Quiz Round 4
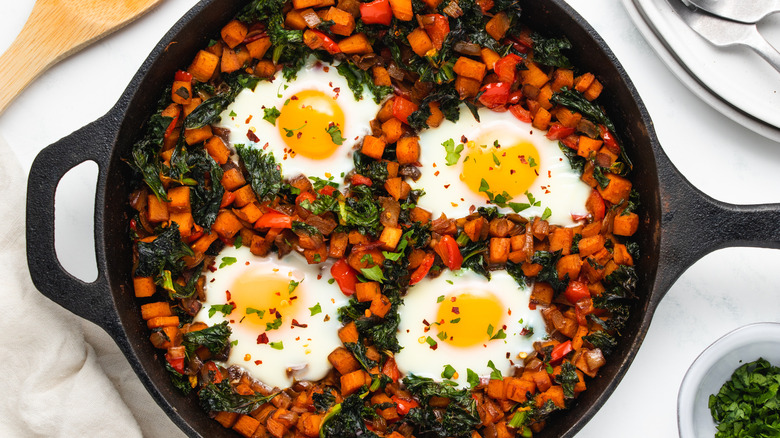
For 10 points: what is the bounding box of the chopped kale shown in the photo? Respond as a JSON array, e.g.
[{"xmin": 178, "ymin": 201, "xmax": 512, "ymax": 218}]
[
  {"xmin": 583, "ymin": 330, "xmax": 619, "ymax": 356},
  {"xmin": 353, "ymin": 151, "xmax": 389, "ymax": 183},
  {"xmin": 313, "ymin": 390, "xmax": 337, "ymax": 412},
  {"xmin": 531, "ymin": 33, "xmax": 573, "ymax": 68},
  {"xmin": 188, "ymin": 148, "xmax": 224, "ymax": 228},
  {"xmin": 551, "ymin": 88, "xmax": 615, "ymax": 132},
  {"xmin": 184, "ymin": 73, "xmax": 260, "ymax": 129},
  {"xmin": 592, "ymin": 165, "xmax": 611, "ymax": 189},
  {"xmin": 198, "ymin": 380, "xmax": 276, "ymax": 414},
  {"xmin": 402, "ymin": 375, "xmax": 480, "ymax": 438},
  {"xmin": 590, "ymin": 265, "xmax": 637, "ymax": 332},
  {"xmin": 336, "ymin": 62, "xmax": 393, "ymax": 104},
  {"xmin": 182, "ymin": 321, "xmax": 231, "ymax": 357},
  {"xmin": 531, "ymin": 250, "xmax": 567, "ymax": 293},
  {"xmin": 622, "ymin": 189, "xmax": 641, "ymax": 215},
  {"xmin": 344, "ymin": 342, "xmax": 378, "ymax": 371},
  {"xmin": 165, "ymin": 361, "xmax": 193, "ymax": 395},
  {"xmin": 320, "ymin": 394, "xmax": 381, "ymax": 438},
  {"xmin": 558, "ymin": 141, "xmax": 586, "ymax": 175},
  {"xmin": 555, "ymin": 362, "xmax": 579, "ymax": 399},
  {"xmin": 460, "ymin": 239, "xmax": 490, "ymax": 280},
  {"xmin": 339, "ymin": 185, "xmax": 381, "ymax": 237},
  {"xmin": 129, "ymin": 113, "xmax": 172, "ymax": 200},
  {"xmin": 626, "ymin": 241, "xmax": 640, "ymax": 261},
  {"xmin": 134, "ymin": 223, "xmax": 193, "ymax": 279},
  {"xmin": 236, "ymin": 144, "xmax": 283, "ymax": 202}
]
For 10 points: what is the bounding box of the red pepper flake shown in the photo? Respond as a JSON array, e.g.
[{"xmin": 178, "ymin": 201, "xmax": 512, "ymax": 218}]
[
  {"xmin": 254, "ymin": 360, "xmax": 263, "ymax": 365},
  {"xmin": 510, "ymin": 169, "xmax": 516, "ymax": 175},
  {"xmin": 333, "ymin": 87, "xmax": 340, "ymax": 93},
  {"xmin": 245, "ymin": 261, "xmax": 250, "ymax": 265},
  {"xmin": 520, "ymin": 327, "xmax": 530, "ymax": 336},
  {"xmin": 434, "ymin": 171, "xmax": 440, "ymax": 176},
  {"xmin": 534, "ymin": 170, "xmax": 539, "ymax": 176},
  {"xmin": 432, "ymin": 162, "xmax": 437, "ymax": 168},
  {"xmin": 451, "ymin": 297, "xmax": 457, "ymax": 302},
  {"xmin": 291, "ymin": 95, "xmax": 299, "ymax": 101},
  {"xmin": 323, "ymin": 66, "xmax": 329, "ymax": 72},
  {"xmin": 291, "ymin": 319, "xmax": 308, "ymax": 328},
  {"xmin": 269, "ymin": 307, "xmax": 276, "ymax": 314},
  {"xmin": 451, "ymin": 307, "xmax": 460, "ymax": 314},
  {"xmin": 461, "ymin": 135, "xmax": 468, "ymax": 143},
  {"xmin": 290, "ymin": 296, "xmax": 298, "ymax": 301},
  {"xmin": 247, "ymin": 129, "xmax": 260, "ymax": 143},
  {"xmin": 519, "ymin": 155, "xmax": 527, "ymax": 164},
  {"xmin": 422, "ymin": 319, "xmax": 430, "ymax": 326},
  {"xmin": 208, "ymin": 265, "xmax": 217, "ymax": 273},
  {"xmin": 226, "ymin": 290, "xmax": 232, "ymax": 300},
  {"xmin": 263, "ymin": 142, "xmax": 269, "ymax": 150},
  {"xmin": 430, "ymin": 343, "xmax": 438, "ymax": 351},
  {"xmin": 245, "ymin": 115, "xmax": 253, "ymax": 124},
  {"xmin": 444, "ymin": 184, "xmax": 451, "ymax": 189},
  {"xmin": 506, "ymin": 352, "xmax": 511, "ymax": 359},
  {"xmin": 548, "ymin": 170, "xmax": 552, "ymax": 178},
  {"xmin": 257, "ymin": 333, "xmax": 269, "ymax": 344},
  {"xmin": 317, "ymin": 274, "xmax": 322, "ymax": 280},
  {"xmin": 324, "ymin": 315, "xmax": 331, "ymax": 322}
]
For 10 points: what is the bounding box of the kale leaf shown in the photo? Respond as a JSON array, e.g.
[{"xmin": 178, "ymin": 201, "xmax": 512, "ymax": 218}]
[
  {"xmin": 185, "ymin": 73, "xmax": 260, "ymax": 129},
  {"xmin": 558, "ymin": 142, "xmax": 586, "ymax": 175},
  {"xmin": 165, "ymin": 361, "xmax": 193, "ymax": 395},
  {"xmin": 336, "ymin": 62, "xmax": 393, "ymax": 104},
  {"xmin": 402, "ymin": 375, "xmax": 480, "ymax": 438},
  {"xmin": 551, "ymin": 88, "xmax": 615, "ymax": 132},
  {"xmin": 129, "ymin": 113, "xmax": 172, "ymax": 200},
  {"xmin": 134, "ymin": 223, "xmax": 193, "ymax": 279},
  {"xmin": 531, "ymin": 33, "xmax": 573, "ymax": 68},
  {"xmin": 582, "ymin": 330, "xmax": 618, "ymax": 356},
  {"xmin": 555, "ymin": 362, "xmax": 580, "ymax": 399},
  {"xmin": 236, "ymin": 144, "xmax": 283, "ymax": 202},
  {"xmin": 182, "ymin": 321, "xmax": 232, "ymax": 357},
  {"xmin": 189, "ymin": 148, "xmax": 224, "ymax": 228},
  {"xmin": 353, "ymin": 151, "xmax": 389, "ymax": 184},
  {"xmin": 460, "ymin": 239, "xmax": 490, "ymax": 280},
  {"xmin": 320, "ymin": 394, "xmax": 381, "ymax": 438},
  {"xmin": 198, "ymin": 380, "xmax": 276, "ymax": 414},
  {"xmin": 531, "ymin": 250, "xmax": 567, "ymax": 293},
  {"xmin": 589, "ymin": 265, "xmax": 637, "ymax": 332},
  {"xmin": 339, "ymin": 185, "xmax": 381, "ymax": 237}
]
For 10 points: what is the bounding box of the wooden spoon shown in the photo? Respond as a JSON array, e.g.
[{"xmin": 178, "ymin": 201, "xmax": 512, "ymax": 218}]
[{"xmin": 0, "ymin": 0, "xmax": 164, "ymax": 115}]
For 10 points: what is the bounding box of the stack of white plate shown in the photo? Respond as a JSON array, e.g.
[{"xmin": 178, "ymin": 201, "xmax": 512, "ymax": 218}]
[{"xmin": 621, "ymin": 0, "xmax": 780, "ymax": 142}]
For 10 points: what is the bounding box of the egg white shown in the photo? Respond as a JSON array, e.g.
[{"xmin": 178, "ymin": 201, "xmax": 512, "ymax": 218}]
[
  {"xmin": 394, "ymin": 269, "xmax": 547, "ymax": 388},
  {"xmin": 216, "ymin": 57, "xmax": 381, "ymax": 182},
  {"xmin": 195, "ymin": 246, "xmax": 349, "ymax": 389},
  {"xmin": 411, "ymin": 105, "xmax": 590, "ymax": 226}
]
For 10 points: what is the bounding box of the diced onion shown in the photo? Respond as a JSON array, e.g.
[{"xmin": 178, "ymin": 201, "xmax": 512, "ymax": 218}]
[
  {"xmin": 454, "ymin": 41, "xmax": 481, "ymax": 56},
  {"xmin": 443, "ymin": 0, "xmax": 463, "ymax": 18},
  {"xmin": 585, "ymin": 348, "xmax": 606, "ymax": 371}
]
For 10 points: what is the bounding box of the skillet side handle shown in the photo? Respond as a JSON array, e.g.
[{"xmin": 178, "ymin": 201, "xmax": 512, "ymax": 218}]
[
  {"xmin": 26, "ymin": 115, "xmax": 118, "ymax": 332},
  {"xmin": 654, "ymin": 162, "xmax": 780, "ymax": 294}
]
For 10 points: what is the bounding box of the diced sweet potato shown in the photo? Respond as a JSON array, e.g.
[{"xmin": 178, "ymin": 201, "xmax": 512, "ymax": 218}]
[
  {"xmin": 340, "ymin": 370, "xmax": 370, "ymax": 396},
  {"xmin": 389, "ymin": 0, "xmax": 413, "ymax": 20},
  {"xmin": 396, "ymin": 136, "xmax": 420, "ymax": 165},
  {"xmin": 213, "ymin": 211, "xmax": 244, "ymax": 240},
  {"xmin": 379, "ymin": 226, "xmax": 403, "ymax": 250},
  {"xmin": 221, "ymin": 20, "xmax": 248, "ymax": 49},
  {"xmin": 325, "ymin": 7, "xmax": 356, "ymax": 36},
  {"xmin": 338, "ymin": 322, "xmax": 359, "ymax": 344},
  {"xmin": 361, "ymin": 135, "xmax": 386, "ymax": 159},
  {"xmin": 221, "ymin": 168, "xmax": 247, "ymax": 191},
  {"xmin": 141, "ymin": 302, "xmax": 172, "ymax": 320},
  {"xmin": 147, "ymin": 194, "xmax": 169, "ymax": 223},
  {"xmin": 328, "ymin": 347, "xmax": 361, "ymax": 374},
  {"xmin": 246, "ymin": 37, "xmax": 272, "ymax": 59},
  {"xmin": 577, "ymin": 234, "xmax": 605, "ymax": 258},
  {"xmin": 188, "ymin": 50, "xmax": 219, "ymax": 82},
  {"xmin": 454, "ymin": 57, "xmax": 487, "ymax": 81},
  {"xmin": 338, "ymin": 33, "xmax": 373, "ymax": 54},
  {"xmin": 407, "ymin": 28, "xmax": 434, "ymax": 57},
  {"xmin": 369, "ymin": 294, "xmax": 392, "ymax": 318},
  {"xmin": 184, "ymin": 125, "xmax": 213, "ymax": 145},
  {"xmin": 133, "ymin": 276, "xmax": 156, "ymax": 298},
  {"xmin": 488, "ymin": 237, "xmax": 510, "ymax": 264},
  {"xmin": 577, "ymin": 136, "xmax": 603, "ymax": 159},
  {"xmin": 485, "ymin": 12, "xmax": 510, "ymax": 40},
  {"xmin": 613, "ymin": 212, "xmax": 639, "ymax": 236}
]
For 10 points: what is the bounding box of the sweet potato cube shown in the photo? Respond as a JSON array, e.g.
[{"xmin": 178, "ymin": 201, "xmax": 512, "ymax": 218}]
[
  {"xmin": 356, "ymin": 281, "xmax": 381, "ymax": 302},
  {"xmin": 171, "ymin": 80, "xmax": 192, "ymax": 105},
  {"xmin": 537, "ymin": 386, "xmax": 565, "ymax": 408},
  {"xmin": 556, "ymin": 254, "xmax": 583, "ymax": 281},
  {"xmin": 146, "ymin": 316, "xmax": 179, "ymax": 329},
  {"xmin": 340, "ymin": 370, "xmax": 370, "ymax": 396},
  {"xmin": 325, "ymin": 7, "xmax": 356, "ymax": 36},
  {"xmin": 338, "ymin": 33, "xmax": 373, "ymax": 54},
  {"xmin": 453, "ymin": 56, "xmax": 487, "ymax": 81},
  {"xmin": 245, "ymin": 37, "xmax": 272, "ymax": 60},
  {"xmin": 485, "ymin": 12, "xmax": 510, "ymax": 40},
  {"xmin": 613, "ymin": 212, "xmax": 639, "ymax": 236},
  {"xmin": 487, "ymin": 378, "xmax": 506, "ymax": 400},
  {"xmin": 389, "ymin": 0, "xmax": 414, "ymax": 20},
  {"xmin": 381, "ymin": 118, "xmax": 404, "ymax": 144},
  {"xmin": 379, "ymin": 226, "xmax": 403, "ymax": 250},
  {"xmin": 328, "ymin": 232, "xmax": 349, "ymax": 259},
  {"xmin": 598, "ymin": 173, "xmax": 632, "ymax": 204},
  {"xmin": 338, "ymin": 322, "xmax": 359, "ymax": 344},
  {"xmin": 232, "ymin": 185, "xmax": 257, "ymax": 208},
  {"xmin": 141, "ymin": 302, "xmax": 172, "ymax": 320},
  {"xmin": 521, "ymin": 61, "xmax": 550, "ymax": 88},
  {"xmin": 578, "ymin": 234, "xmax": 605, "ymax": 258},
  {"xmin": 133, "ymin": 276, "xmax": 156, "ymax": 298},
  {"xmin": 184, "ymin": 125, "xmax": 213, "ymax": 145},
  {"xmin": 213, "ymin": 211, "xmax": 244, "ymax": 240},
  {"xmin": 548, "ymin": 227, "xmax": 573, "ymax": 255},
  {"xmin": 407, "ymin": 28, "xmax": 434, "ymax": 57},
  {"xmin": 480, "ymin": 47, "xmax": 501, "ymax": 70},
  {"xmin": 303, "ymin": 245, "xmax": 328, "ymax": 264},
  {"xmin": 187, "ymin": 50, "xmax": 219, "ymax": 82},
  {"xmin": 613, "ymin": 243, "xmax": 634, "ymax": 266},
  {"xmin": 235, "ymin": 203, "xmax": 263, "ymax": 224},
  {"xmin": 221, "ymin": 168, "xmax": 247, "ymax": 191},
  {"xmin": 298, "ymin": 413, "xmax": 322, "ymax": 437},
  {"xmin": 396, "ymin": 136, "xmax": 420, "ymax": 165},
  {"xmin": 410, "ymin": 206, "xmax": 432, "ymax": 223},
  {"xmin": 577, "ymin": 136, "xmax": 603, "ymax": 159},
  {"xmin": 488, "ymin": 237, "xmax": 510, "ymax": 264},
  {"xmin": 328, "ymin": 347, "xmax": 361, "ymax": 374},
  {"xmin": 384, "ymin": 177, "xmax": 410, "ymax": 201},
  {"xmin": 221, "ymin": 20, "xmax": 248, "ymax": 49},
  {"xmin": 369, "ymin": 294, "xmax": 392, "ymax": 318},
  {"xmin": 361, "ymin": 135, "xmax": 386, "ymax": 159},
  {"xmin": 455, "ymin": 75, "xmax": 481, "ymax": 99},
  {"xmin": 147, "ymin": 194, "xmax": 169, "ymax": 223},
  {"xmin": 574, "ymin": 72, "xmax": 595, "ymax": 92},
  {"xmin": 426, "ymin": 101, "xmax": 445, "ymax": 128},
  {"xmin": 551, "ymin": 68, "xmax": 574, "ymax": 92},
  {"xmin": 532, "ymin": 107, "xmax": 552, "ymax": 131},
  {"xmin": 584, "ymin": 79, "xmax": 603, "ymax": 101},
  {"xmin": 221, "ymin": 48, "xmax": 242, "ymax": 73},
  {"xmin": 214, "ymin": 411, "xmax": 239, "ymax": 428},
  {"xmin": 169, "ymin": 211, "xmax": 194, "ymax": 237},
  {"xmin": 167, "ymin": 186, "xmax": 191, "ymax": 212},
  {"xmin": 232, "ymin": 414, "xmax": 260, "ymax": 437},
  {"xmin": 531, "ymin": 370, "xmax": 552, "ymax": 392},
  {"xmin": 506, "ymin": 378, "xmax": 536, "ymax": 403},
  {"xmin": 531, "ymin": 282, "xmax": 554, "ymax": 306}
]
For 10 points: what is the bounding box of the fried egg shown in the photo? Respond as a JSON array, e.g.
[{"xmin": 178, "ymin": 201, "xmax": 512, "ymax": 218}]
[
  {"xmin": 411, "ymin": 106, "xmax": 590, "ymax": 226},
  {"xmin": 395, "ymin": 268, "xmax": 547, "ymax": 388},
  {"xmin": 195, "ymin": 246, "xmax": 349, "ymax": 389},
  {"xmin": 217, "ymin": 58, "xmax": 381, "ymax": 181}
]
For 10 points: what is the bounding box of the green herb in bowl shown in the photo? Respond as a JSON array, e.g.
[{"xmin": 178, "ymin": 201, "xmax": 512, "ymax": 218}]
[{"xmin": 708, "ymin": 357, "xmax": 780, "ymax": 437}]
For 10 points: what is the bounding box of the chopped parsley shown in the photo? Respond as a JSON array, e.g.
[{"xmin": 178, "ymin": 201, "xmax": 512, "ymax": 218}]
[
  {"xmin": 269, "ymin": 341, "xmax": 284, "ymax": 350},
  {"xmin": 208, "ymin": 304, "xmax": 235, "ymax": 318},
  {"xmin": 246, "ymin": 307, "xmax": 265, "ymax": 318},
  {"xmin": 309, "ymin": 303, "xmax": 322, "ymax": 316},
  {"xmin": 219, "ymin": 256, "xmax": 237, "ymax": 268},
  {"xmin": 265, "ymin": 317, "xmax": 283, "ymax": 331},
  {"xmin": 288, "ymin": 279, "xmax": 300, "ymax": 294},
  {"xmin": 263, "ymin": 106, "xmax": 281, "ymax": 125},
  {"xmin": 487, "ymin": 360, "xmax": 502, "ymax": 380},
  {"xmin": 326, "ymin": 124, "xmax": 346, "ymax": 145},
  {"xmin": 442, "ymin": 364, "xmax": 457, "ymax": 379},
  {"xmin": 361, "ymin": 265, "xmax": 385, "ymax": 283},
  {"xmin": 283, "ymin": 123, "xmax": 306, "ymax": 137},
  {"xmin": 443, "ymin": 138, "xmax": 464, "ymax": 166}
]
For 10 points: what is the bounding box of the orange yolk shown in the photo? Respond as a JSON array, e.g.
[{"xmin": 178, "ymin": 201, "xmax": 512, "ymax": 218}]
[
  {"xmin": 228, "ymin": 271, "xmax": 303, "ymax": 332},
  {"xmin": 276, "ymin": 89, "xmax": 345, "ymax": 160},
  {"xmin": 434, "ymin": 292, "xmax": 504, "ymax": 348},
  {"xmin": 460, "ymin": 129, "xmax": 540, "ymax": 200}
]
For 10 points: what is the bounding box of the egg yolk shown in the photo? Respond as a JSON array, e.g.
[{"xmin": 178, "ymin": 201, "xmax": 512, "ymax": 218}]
[
  {"xmin": 460, "ymin": 129, "xmax": 540, "ymax": 200},
  {"xmin": 228, "ymin": 271, "xmax": 303, "ymax": 332},
  {"xmin": 277, "ymin": 89, "xmax": 345, "ymax": 160},
  {"xmin": 434, "ymin": 291, "xmax": 505, "ymax": 348}
]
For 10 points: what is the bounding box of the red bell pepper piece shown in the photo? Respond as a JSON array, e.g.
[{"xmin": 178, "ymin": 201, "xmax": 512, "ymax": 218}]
[
  {"xmin": 164, "ymin": 111, "xmax": 180, "ymax": 139},
  {"xmin": 391, "ymin": 395, "xmax": 420, "ymax": 415},
  {"xmin": 392, "ymin": 96, "xmax": 419, "ymax": 125},
  {"xmin": 493, "ymin": 54, "xmax": 523, "ymax": 83},
  {"xmin": 478, "ymin": 82, "xmax": 512, "ymax": 109},
  {"xmin": 304, "ymin": 29, "xmax": 341, "ymax": 54},
  {"xmin": 295, "ymin": 191, "xmax": 316, "ymax": 205},
  {"xmin": 331, "ymin": 259, "xmax": 358, "ymax": 296},
  {"xmin": 174, "ymin": 70, "xmax": 193, "ymax": 82},
  {"xmin": 410, "ymin": 253, "xmax": 435, "ymax": 285},
  {"xmin": 204, "ymin": 361, "xmax": 223, "ymax": 383},
  {"xmin": 422, "ymin": 14, "xmax": 450, "ymax": 50},
  {"xmin": 508, "ymin": 90, "xmax": 523, "ymax": 105},
  {"xmin": 351, "ymin": 174, "xmax": 373, "ymax": 187},
  {"xmin": 509, "ymin": 104, "xmax": 531, "ymax": 123},
  {"xmin": 382, "ymin": 356, "xmax": 401, "ymax": 382},
  {"xmin": 546, "ymin": 123, "xmax": 576, "ymax": 141},
  {"xmin": 165, "ymin": 353, "xmax": 185, "ymax": 374},
  {"xmin": 255, "ymin": 212, "xmax": 293, "ymax": 229},
  {"xmin": 599, "ymin": 125, "xmax": 621, "ymax": 154},
  {"xmin": 318, "ymin": 184, "xmax": 336, "ymax": 197},
  {"xmin": 360, "ymin": 0, "xmax": 393, "ymax": 26},
  {"xmin": 585, "ymin": 189, "xmax": 605, "ymax": 221},
  {"xmin": 564, "ymin": 280, "xmax": 591, "ymax": 304},
  {"xmin": 435, "ymin": 235, "xmax": 463, "ymax": 271},
  {"xmin": 550, "ymin": 340, "xmax": 573, "ymax": 365}
]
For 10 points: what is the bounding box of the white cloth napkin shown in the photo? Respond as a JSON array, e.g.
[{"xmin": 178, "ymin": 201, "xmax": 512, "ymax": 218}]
[{"xmin": 0, "ymin": 135, "xmax": 185, "ymax": 438}]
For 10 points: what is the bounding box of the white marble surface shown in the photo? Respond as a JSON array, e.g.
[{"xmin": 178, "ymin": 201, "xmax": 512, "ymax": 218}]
[{"xmin": 1, "ymin": 0, "xmax": 779, "ymax": 436}]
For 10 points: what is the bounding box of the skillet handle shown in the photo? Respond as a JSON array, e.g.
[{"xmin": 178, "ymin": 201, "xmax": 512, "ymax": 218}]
[
  {"xmin": 653, "ymin": 160, "xmax": 780, "ymax": 294},
  {"xmin": 26, "ymin": 114, "xmax": 119, "ymax": 333}
]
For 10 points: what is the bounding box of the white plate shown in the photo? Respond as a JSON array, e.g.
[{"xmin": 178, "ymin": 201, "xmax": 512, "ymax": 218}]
[
  {"xmin": 677, "ymin": 323, "xmax": 780, "ymax": 438},
  {"xmin": 622, "ymin": 0, "xmax": 780, "ymax": 142}
]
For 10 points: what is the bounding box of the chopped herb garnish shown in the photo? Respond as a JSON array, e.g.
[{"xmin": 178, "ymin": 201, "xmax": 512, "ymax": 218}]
[
  {"xmin": 269, "ymin": 341, "xmax": 284, "ymax": 350},
  {"xmin": 209, "ymin": 304, "xmax": 235, "ymax": 318},
  {"xmin": 487, "ymin": 360, "xmax": 502, "ymax": 380},
  {"xmin": 229, "ymin": 110, "xmax": 237, "ymax": 117},
  {"xmin": 326, "ymin": 124, "xmax": 346, "ymax": 145},
  {"xmin": 443, "ymin": 138, "xmax": 464, "ymax": 166},
  {"xmin": 467, "ymin": 368, "xmax": 480, "ymax": 388},
  {"xmin": 263, "ymin": 106, "xmax": 281, "ymax": 125},
  {"xmin": 309, "ymin": 303, "xmax": 322, "ymax": 316},
  {"xmin": 437, "ymin": 295, "xmax": 445, "ymax": 303},
  {"xmin": 246, "ymin": 307, "xmax": 266, "ymax": 318},
  {"xmin": 542, "ymin": 207, "xmax": 552, "ymax": 221},
  {"xmin": 425, "ymin": 336, "xmax": 438, "ymax": 348},
  {"xmin": 219, "ymin": 256, "xmax": 237, "ymax": 268},
  {"xmin": 361, "ymin": 265, "xmax": 385, "ymax": 283},
  {"xmin": 288, "ymin": 280, "xmax": 300, "ymax": 294},
  {"xmin": 265, "ymin": 317, "xmax": 283, "ymax": 331},
  {"xmin": 442, "ymin": 364, "xmax": 457, "ymax": 379},
  {"xmin": 283, "ymin": 123, "xmax": 306, "ymax": 137}
]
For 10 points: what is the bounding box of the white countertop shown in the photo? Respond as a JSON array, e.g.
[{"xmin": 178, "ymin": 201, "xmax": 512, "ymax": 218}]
[{"xmin": 1, "ymin": 0, "xmax": 779, "ymax": 437}]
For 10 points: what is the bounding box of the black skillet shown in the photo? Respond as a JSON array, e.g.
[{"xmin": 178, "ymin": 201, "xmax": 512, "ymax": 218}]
[{"xmin": 25, "ymin": 0, "xmax": 780, "ymax": 436}]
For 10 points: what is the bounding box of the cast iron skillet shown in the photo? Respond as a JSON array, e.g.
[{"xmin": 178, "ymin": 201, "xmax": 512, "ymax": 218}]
[{"xmin": 25, "ymin": 0, "xmax": 780, "ymax": 436}]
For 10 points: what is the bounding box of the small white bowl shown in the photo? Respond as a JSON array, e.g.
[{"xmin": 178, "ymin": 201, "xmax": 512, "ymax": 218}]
[{"xmin": 677, "ymin": 322, "xmax": 780, "ymax": 438}]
